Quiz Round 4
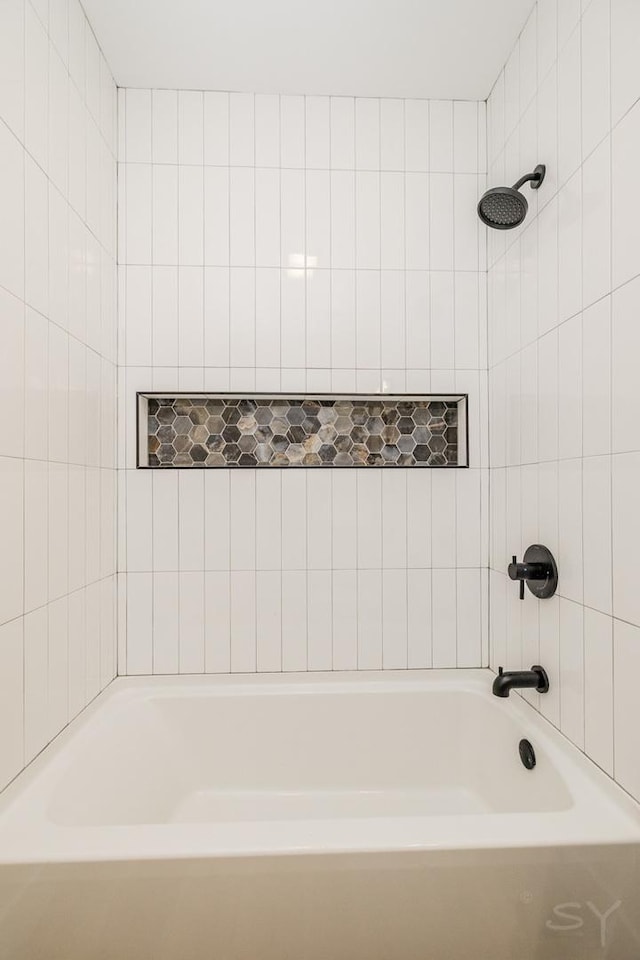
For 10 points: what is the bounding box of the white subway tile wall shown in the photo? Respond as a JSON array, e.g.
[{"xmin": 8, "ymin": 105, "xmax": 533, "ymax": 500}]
[
  {"xmin": 487, "ymin": 0, "xmax": 640, "ymax": 801},
  {"xmin": 0, "ymin": 0, "xmax": 118, "ymax": 790},
  {"xmin": 119, "ymin": 91, "xmax": 489, "ymax": 675}
]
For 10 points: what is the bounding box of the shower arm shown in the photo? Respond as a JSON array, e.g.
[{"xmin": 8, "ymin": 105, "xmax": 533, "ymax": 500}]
[{"xmin": 511, "ymin": 165, "xmax": 546, "ymax": 192}]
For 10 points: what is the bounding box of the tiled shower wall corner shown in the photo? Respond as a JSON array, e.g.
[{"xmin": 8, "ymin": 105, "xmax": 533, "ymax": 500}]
[
  {"xmin": 0, "ymin": 0, "xmax": 118, "ymax": 791},
  {"xmin": 487, "ymin": 0, "xmax": 640, "ymax": 803},
  {"xmin": 118, "ymin": 91, "xmax": 489, "ymax": 674}
]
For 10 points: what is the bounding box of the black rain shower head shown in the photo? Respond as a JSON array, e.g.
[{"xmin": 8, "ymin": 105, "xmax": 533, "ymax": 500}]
[{"xmin": 477, "ymin": 164, "xmax": 546, "ymax": 230}]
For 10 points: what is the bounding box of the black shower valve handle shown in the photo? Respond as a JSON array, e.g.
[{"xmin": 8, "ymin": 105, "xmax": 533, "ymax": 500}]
[
  {"xmin": 510, "ymin": 556, "xmax": 525, "ymax": 600},
  {"xmin": 508, "ymin": 545, "xmax": 559, "ymax": 601}
]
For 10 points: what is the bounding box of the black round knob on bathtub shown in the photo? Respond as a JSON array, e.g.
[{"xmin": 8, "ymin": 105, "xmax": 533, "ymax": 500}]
[{"xmin": 519, "ymin": 739, "xmax": 536, "ymax": 770}]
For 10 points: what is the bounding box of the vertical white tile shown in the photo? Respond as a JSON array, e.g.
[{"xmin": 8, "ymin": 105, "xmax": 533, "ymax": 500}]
[
  {"xmin": 356, "ymin": 271, "xmax": 381, "ymax": 370},
  {"xmin": 306, "ymin": 268, "xmax": 331, "ymax": 369},
  {"xmin": 0, "ymin": 119, "xmax": 25, "ymax": 300},
  {"xmin": 256, "ymin": 471, "xmax": 282, "ymax": 570},
  {"xmin": 612, "ymin": 452, "xmax": 640, "ymax": 627},
  {"xmin": 457, "ymin": 569, "xmax": 481, "ymax": 667},
  {"xmin": 431, "ymin": 569, "xmax": 456, "ymax": 667},
  {"xmin": 24, "ymin": 607, "xmax": 48, "ymax": 763},
  {"xmin": 583, "ymin": 456, "xmax": 612, "ymax": 615},
  {"xmin": 0, "ymin": 457, "xmax": 23, "ymax": 625},
  {"xmin": 204, "ymin": 571, "xmax": 230, "ymax": 672},
  {"xmin": 280, "ymin": 270, "xmax": 304, "ymax": 368},
  {"xmin": 407, "ymin": 471, "xmax": 431, "ymax": 568},
  {"xmin": 539, "ymin": 596, "xmax": 561, "ymax": 727},
  {"xmin": 47, "ymin": 597, "xmax": 68, "ymax": 739},
  {"xmin": 124, "ymin": 89, "xmax": 152, "ymax": 163},
  {"xmin": 380, "ymin": 172, "xmax": 405, "ymax": 269},
  {"xmin": 559, "ymin": 598, "xmax": 585, "ymax": 749},
  {"xmin": 332, "ymin": 471, "xmax": 357, "ymax": 569},
  {"xmin": 558, "ymin": 312, "xmax": 582, "ymax": 459},
  {"xmin": 178, "ymin": 90, "xmax": 203, "ymax": 165},
  {"xmin": 282, "ymin": 570, "xmax": 307, "ymax": 671},
  {"xmin": 382, "ymin": 569, "xmax": 407, "ymax": 668},
  {"xmin": 305, "ymin": 96, "xmax": 330, "ymax": 168},
  {"xmin": 380, "ymin": 270, "xmax": 405, "ymax": 369},
  {"xmin": 355, "ymin": 98, "xmax": 380, "ymax": 170},
  {"xmin": 330, "ymin": 97, "xmax": 355, "ymax": 169},
  {"xmin": 538, "ymin": 0, "xmax": 558, "ymax": 82},
  {"xmin": 307, "ymin": 471, "xmax": 332, "ymax": 569},
  {"xmin": 307, "ymin": 570, "xmax": 332, "ymax": 670},
  {"xmin": 380, "ymin": 99, "xmax": 404, "ymax": 170},
  {"xmin": 582, "ymin": 297, "xmax": 611, "ymax": 457},
  {"xmin": 178, "ymin": 166, "xmax": 204, "ymax": 265},
  {"xmin": 126, "ymin": 572, "xmax": 153, "ymax": 675},
  {"xmin": 611, "ymin": 0, "xmax": 640, "ymax": 125},
  {"xmin": 354, "ymin": 569, "xmax": 382, "ymax": 669},
  {"xmin": 179, "ymin": 571, "xmax": 205, "ymax": 673},
  {"xmin": 152, "ymin": 89, "xmax": 178, "ymax": 163},
  {"xmin": 431, "ymin": 470, "xmax": 456, "ymax": 567},
  {"xmin": 203, "ymin": 471, "xmax": 230, "ymax": 571},
  {"xmin": 612, "ymin": 275, "xmax": 640, "ymax": 453},
  {"xmin": 282, "ymin": 471, "xmax": 306, "ymax": 570},
  {"xmin": 454, "ymin": 101, "xmax": 478, "ymax": 173},
  {"xmin": 204, "ymin": 92, "xmax": 229, "ymax": 165},
  {"xmin": 254, "ymin": 94, "xmax": 279, "ymax": 167},
  {"xmin": 429, "ymin": 174, "xmax": 454, "ymax": 271},
  {"xmin": 404, "ymin": 100, "xmax": 429, "ymax": 172},
  {"xmin": 331, "ymin": 269, "xmax": 356, "ymax": 370},
  {"xmin": 230, "ymin": 471, "xmax": 256, "ymax": 570},
  {"xmin": 153, "ymin": 571, "xmax": 179, "ymax": 674},
  {"xmin": 280, "ymin": 95, "xmax": 305, "ymax": 167},
  {"xmin": 306, "ymin": 170, "xmax": 331, "ymax": 268},
  {"xmin": 178, "ymin": 471, "xmax": 205, "ymax": 571},
  {"xmin": 537, "ymin": 330, "xmax": 559, "ymax": 463},
  {"xmin": 230, "ymin": 167, "xmax": 255, "ymax": 266},
  {"xmin": 582, "ymin": 138, "xmax": 611, "ymax": 310},
  {"xmin": 281, "ymin": 168, "xmax": 305, "ymax": 267},
  {"xmin": 25, "ymin": 158, "xmax": 49, "ymax": 317},
  {"xmin": 229, "ymin": 266, "xmax": 255, "ymax": 367},
  {"xmin": 0, "ymin": 0, "xmax": 25, "ymax": 139},
  {"xmin": 405, "ymin": 173, "xmax": 429, "ymax": 271},
  {"xmin": 229, "ymin": 92, "xmax": 254, "ymax": 166},
  {"xmin": 581, "ymin": 0, "xmax": 611, "ymax": 159},
  {"xmin": 0, "ymin": 619, "xmax": 24, "ymax": 789},
  {"xmin": 357, "ymin": 471, "xmax": 382, "ymax": 569},
  {"xmin": 558, "ymin": 29, "xmax": 582, "ymax": 185},
  {"xmin": 429, "ymin": 101, "xmax": 454, "ymax": 171},
  {"xmin": 153, "ymin": 471, "xmax": 179, "ymax": 571},
  {"xmin": 152, "ymin": 165, "xmax": 178, "ymax": 265},
  {"xmin": 230, "ymin": 571, "xmax": 256, "ymax": 672},
  {"xmin": 584, "ymin": 607, "xmax": 613, "ymax": 774},
  {"xmin": 408, "ymin": 568, "xmax": 432, "ymax": 668},
  {"xmin": 558, "ymin": 458, "xmax": 583, "ymax": 603},
  {"xmin": 330, "ymin": 171, "xmax": 355, "ymax": 268},
  {"xmin": 255, "ymin": 571, "xmax": 281, "ymax": 672},
  {"xmin": 255, "ymin": 169, "xmax": 280, "ymax": 267},
  {"xmin": 24, "ymin": 460, "xmax": 48, "ymax": 614},
  {"xmin": 24, "ymin": 3, "xmax": 49, "ymax": 171},
  {"xmin": 381, "ymin": 471, "xmax": 407, "ymax": 568},
  {"xmin": 332, "ymin": 570, "xmax": 357, "ymax": 670},
  {"xmin": 614, "ymin": 619, "xmax": 640, "ymax": 801},
  {"xmin": 67, "ymin": 588, "xmax": 86, "ymax": 719}
]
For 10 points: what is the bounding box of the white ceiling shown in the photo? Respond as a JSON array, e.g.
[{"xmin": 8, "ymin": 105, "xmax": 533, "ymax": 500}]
[{"xmin": 82, "ymin": 0, "xmax": 535, "ymax": 101}]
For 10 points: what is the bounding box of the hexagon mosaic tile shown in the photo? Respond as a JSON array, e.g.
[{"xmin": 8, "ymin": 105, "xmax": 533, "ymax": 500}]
[{"xmin": 143, "ymin": 396, "xmax": 462, "ymax": 468}]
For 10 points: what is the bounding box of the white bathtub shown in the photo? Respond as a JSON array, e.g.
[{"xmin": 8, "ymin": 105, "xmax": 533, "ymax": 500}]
[{"xmin": 0, "ymin": 670, "xmax": 639, "ymax": 959}]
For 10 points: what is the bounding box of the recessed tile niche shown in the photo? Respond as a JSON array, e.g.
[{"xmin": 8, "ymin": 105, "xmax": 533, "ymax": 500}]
[{"xmin": 137, "ymin": 394, "xmax": 468, "ymax": 469}]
